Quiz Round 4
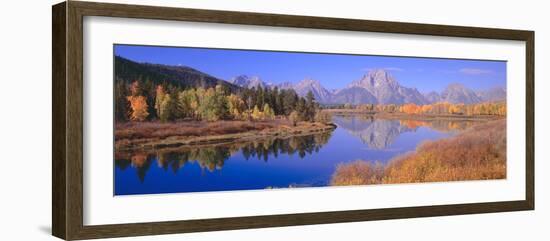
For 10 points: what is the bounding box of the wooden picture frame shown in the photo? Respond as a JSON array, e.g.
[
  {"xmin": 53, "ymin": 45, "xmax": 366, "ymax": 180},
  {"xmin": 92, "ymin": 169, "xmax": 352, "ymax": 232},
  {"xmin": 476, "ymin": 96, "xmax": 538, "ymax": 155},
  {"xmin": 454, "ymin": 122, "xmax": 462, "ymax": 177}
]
[{"xmin": 52, "ymin": 1, "xmax": 534, "ymax": 240}]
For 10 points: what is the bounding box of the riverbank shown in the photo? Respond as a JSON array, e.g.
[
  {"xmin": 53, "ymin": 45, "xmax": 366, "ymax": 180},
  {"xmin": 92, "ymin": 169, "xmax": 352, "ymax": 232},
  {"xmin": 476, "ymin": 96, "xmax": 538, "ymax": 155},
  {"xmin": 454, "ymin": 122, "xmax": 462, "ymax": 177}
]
[
  {"xmin": 324, "ymin": 109, "xmax": 504, "ymax": 121},
  {"xmin": 331, "ymin": 119, "xmax": 506, "ymax": 186},
  {"xmin": 115, "ymin": 120, "xmax": 336, "ymax": 151}
]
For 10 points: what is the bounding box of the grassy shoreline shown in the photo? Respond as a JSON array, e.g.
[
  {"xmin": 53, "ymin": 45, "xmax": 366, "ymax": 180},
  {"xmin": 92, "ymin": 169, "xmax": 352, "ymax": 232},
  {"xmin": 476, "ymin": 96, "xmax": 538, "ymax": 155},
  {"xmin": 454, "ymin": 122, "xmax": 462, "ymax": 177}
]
[
  {"xmin": 115, "ymin": 120, "xmax": 336, "ymax": 151},
  {"xmin": 331, "ymin": 119, "xmax": 506, "ymax": 186}
]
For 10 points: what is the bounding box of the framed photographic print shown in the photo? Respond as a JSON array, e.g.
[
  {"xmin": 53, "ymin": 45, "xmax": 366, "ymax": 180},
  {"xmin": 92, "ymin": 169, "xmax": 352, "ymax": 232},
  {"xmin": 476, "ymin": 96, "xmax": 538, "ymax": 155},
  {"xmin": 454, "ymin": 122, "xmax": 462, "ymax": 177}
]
[{"xmin": 52, "ymin": 1, "xmax": 534, "ymax": 240}]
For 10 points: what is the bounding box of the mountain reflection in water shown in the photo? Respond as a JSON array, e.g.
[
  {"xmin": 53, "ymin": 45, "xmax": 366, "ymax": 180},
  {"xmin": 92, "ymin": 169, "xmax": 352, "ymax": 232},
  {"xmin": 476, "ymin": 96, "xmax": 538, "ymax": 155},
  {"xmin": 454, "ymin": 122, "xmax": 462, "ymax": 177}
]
[
  {"xmin": 114, "ymin": 115, "xmax": 481, "ymax": 195},
  {"xmin": 332, "ymin": 115, "xmax": 477, "ymax": 149}
]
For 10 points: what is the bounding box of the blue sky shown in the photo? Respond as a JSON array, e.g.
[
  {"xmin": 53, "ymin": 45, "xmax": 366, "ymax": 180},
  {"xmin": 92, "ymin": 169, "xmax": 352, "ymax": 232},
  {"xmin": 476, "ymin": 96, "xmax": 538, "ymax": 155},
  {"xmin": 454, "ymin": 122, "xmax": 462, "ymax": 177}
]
[{"xmin": 114, "ymin": 44, "xmax": 506, "ymax": 93}]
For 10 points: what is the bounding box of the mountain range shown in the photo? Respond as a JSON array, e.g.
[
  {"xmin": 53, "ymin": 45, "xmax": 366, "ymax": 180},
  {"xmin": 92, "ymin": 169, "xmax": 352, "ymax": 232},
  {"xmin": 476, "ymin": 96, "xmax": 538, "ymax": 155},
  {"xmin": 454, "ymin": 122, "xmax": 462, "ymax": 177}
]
[
  {"xmin": 228, "ymin": 69, "xmax": 505, "ymax": 105},
  {"xmin": 116, "ymin": 56, "xmax": 506, "ymax": 105}
]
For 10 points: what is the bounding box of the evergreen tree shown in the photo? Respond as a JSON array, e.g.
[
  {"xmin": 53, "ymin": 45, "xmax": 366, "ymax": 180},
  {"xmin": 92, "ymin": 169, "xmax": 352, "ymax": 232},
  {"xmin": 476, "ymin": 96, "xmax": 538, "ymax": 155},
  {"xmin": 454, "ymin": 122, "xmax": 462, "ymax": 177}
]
[
  {"xmin": 167, "ymin": 90, "xmax": 181, "ymax": 120},
  {"xmin": 143, "ymin": 78, "xmax": 157, "ymax": 120},
  {"xmin": 256, "ymin": 87, "xmax": 265, "ymax": 109},
  {"xmin": 214, "ymin": 85, "xmax": 229, "ymax": 120},
  {"xmin": 129, "ymin": 80, "xmax": 142, "ymax": 96},
  {"xmin": 274, "ymin": 87, "xmax": 283, "ymax": 115},
  {"xmin": 282, "ymin": 89, "xmax": 299, "ymax": 115},
  {"xmin": 114, "ymin": 80, "xmax": 129, "ymax": 122},
  {"xmin": 248, "ymin": 87, "xmax": 257, "ymax": 111},
  {"xmin": 305, "ymin": 91, "xmax": 317, "ymax": 121},
  {"xmin": 295, "ymin": 98, "xmax": 306, "ymax": 121}
]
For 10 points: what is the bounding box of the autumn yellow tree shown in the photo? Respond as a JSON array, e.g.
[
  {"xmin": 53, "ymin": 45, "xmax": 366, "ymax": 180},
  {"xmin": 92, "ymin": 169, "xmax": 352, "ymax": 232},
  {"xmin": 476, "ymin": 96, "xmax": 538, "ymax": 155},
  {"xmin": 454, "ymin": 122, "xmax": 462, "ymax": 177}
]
[
  {"xmin": 431, "ymin": 102, "xmax": 451, "ymax": 114},
  {"xmin": 263, "ymin": 103, "xmax": 275, "ymax": 120},
  {"xmin": 127, "ymin": 95, "xmax": 149, "ymax": 121},
  {"xmin": 498, "ymin": 104, "xmax": 507, "ymax": 116},
  {"xmin": 251, "ymin": 105, "xmax": 262, "ymax": 120},
  {"xmin": 402, "ymin": 103, "xmax": 419, "ymax": 114},
  {"xmin": 196, "ymin": 86, "xmax": 228, "ymax": 121},
  {"xmin": 227, "ymin": 94, "xmax": 246, "ymax": 120},
  {"xmin": 154, "ymin": 85, "xmax": 167, "ymax": 118},
  {"xmin": 449, "ymin": 104, "xmax": 463, "ymax": 115},
  {"xmin": 421, "ymin": 104, "xmax": 433, "ymax": 114},
  {"xmin": 158, "ymin": 94, "xmax": 172, "ymax": 122},
  {"xmin": 178, "ymin": 89, "xmax": 200, "ymax": 119}
]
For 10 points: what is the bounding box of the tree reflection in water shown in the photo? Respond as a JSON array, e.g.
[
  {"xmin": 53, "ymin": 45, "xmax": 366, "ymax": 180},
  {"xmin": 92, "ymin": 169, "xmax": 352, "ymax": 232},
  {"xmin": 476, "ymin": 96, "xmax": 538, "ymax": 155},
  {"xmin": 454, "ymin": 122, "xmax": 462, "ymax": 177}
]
[
  {"xmin": 115, "ymin": 116, "xmax": 487, "ymax": 184},
  {"xmin": 115, "ymin": 131, "xmax": 333, "ymax": 181}
]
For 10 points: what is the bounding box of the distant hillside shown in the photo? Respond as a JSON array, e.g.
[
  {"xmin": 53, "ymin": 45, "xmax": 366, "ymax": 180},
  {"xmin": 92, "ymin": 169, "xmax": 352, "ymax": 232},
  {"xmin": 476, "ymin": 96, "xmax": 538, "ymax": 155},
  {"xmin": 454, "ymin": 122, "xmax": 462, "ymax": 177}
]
[{"xmin": 114, "ymin": 56, "xmax": 242, "ymax": 92}]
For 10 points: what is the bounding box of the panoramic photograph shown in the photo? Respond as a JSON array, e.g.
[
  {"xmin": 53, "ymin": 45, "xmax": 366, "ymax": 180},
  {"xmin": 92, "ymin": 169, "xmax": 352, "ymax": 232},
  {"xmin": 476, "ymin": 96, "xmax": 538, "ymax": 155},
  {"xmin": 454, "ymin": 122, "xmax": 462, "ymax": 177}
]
[{"xmin": 113, "ymin": 44, "xmax": 507, "ymax": 196}]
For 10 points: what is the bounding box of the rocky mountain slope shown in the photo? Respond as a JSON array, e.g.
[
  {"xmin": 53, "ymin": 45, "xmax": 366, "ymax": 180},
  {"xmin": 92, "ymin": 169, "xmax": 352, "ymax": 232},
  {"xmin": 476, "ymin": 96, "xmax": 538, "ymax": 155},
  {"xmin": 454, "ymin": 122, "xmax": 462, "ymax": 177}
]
[
  {"xmin": 439, "ymin": 83, "xmax": 483, "ymax": 104},
  {"xmin": 343, "ymin": 69, "xmax": 427, "ymax": 104}
]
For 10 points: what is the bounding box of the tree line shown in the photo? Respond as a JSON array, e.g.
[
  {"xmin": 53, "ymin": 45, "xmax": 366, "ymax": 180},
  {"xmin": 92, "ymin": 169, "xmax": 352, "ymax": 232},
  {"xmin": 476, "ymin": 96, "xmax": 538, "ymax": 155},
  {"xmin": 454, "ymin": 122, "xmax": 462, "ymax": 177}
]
[
  {"xmin": 116, "ymin": 79, "xmax": 322, "ymax": 123},
  {"xmin": 330, "ymin": 102, "xmax": 506, "ymax": 116}
]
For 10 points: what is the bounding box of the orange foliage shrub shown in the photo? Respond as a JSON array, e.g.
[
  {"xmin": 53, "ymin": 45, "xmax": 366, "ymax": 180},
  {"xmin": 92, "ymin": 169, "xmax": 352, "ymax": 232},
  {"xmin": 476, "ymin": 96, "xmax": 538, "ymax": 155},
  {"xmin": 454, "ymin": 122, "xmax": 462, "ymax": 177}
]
[
  {"xmin": 370, "ymin": 101, "xmax": 506, "ymax": 116},
  {"xmin": 127, "ymin": 96, "xmax": 149, "ymax": 121},
  {"xmin": 331, "ymin": 119, "xmax": 506, "ymax": 186},
  {"xmin": 401, "ymin": 103, "xmax": 420, "ymax": 114}
]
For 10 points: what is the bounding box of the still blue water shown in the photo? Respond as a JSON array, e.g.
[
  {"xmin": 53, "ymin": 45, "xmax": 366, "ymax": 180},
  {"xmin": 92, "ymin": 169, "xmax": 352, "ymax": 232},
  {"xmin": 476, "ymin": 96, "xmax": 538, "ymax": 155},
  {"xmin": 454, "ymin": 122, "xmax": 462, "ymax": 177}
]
[{"xmin": 114, "ymin": 116, "xmax": 464, "ymax": 195}]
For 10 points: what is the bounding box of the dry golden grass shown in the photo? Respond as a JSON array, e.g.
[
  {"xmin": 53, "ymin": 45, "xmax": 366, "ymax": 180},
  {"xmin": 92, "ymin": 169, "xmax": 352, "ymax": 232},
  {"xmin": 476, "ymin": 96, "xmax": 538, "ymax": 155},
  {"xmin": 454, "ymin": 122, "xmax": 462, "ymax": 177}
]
[
  {"xmin": 115, "ymin": 120, "xmax": 286, "ymax": 140},
  {"xmin": 115, "ymin": 119, "xmax": 336, "ymax": 151},
  {"xmin": 331, "ymin": 160, "xmax": 384, "ymax": 186},
  {"xmin": 331, "ymin": 119, "xmax": 506, "ymax": 186}
]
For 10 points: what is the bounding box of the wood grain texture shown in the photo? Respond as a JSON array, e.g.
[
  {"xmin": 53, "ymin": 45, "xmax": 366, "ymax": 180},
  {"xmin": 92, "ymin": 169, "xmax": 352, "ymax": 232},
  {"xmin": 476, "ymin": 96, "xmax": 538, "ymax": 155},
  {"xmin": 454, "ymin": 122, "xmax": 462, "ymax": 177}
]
[
  {"xmin": 72, "ymin": 1, "xmax": 532, "ymax": 40},
  {"xmin": 525, "ymin": 32, "xmax": 535, "ymax": 209},
  {"xmin": 73, "ymin": 201, "xmax": 531, "ymax": 240},
  {"xmin": 66, "ymin": 2, "xmax": 85, "ymax": 240},
  {"xmin": 52, "ymin": 2, "xmax": 67, "ymax": 240},
  {"xmin": 51, "ymin": 1, "xmax": 535, "ymax": 240}
]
